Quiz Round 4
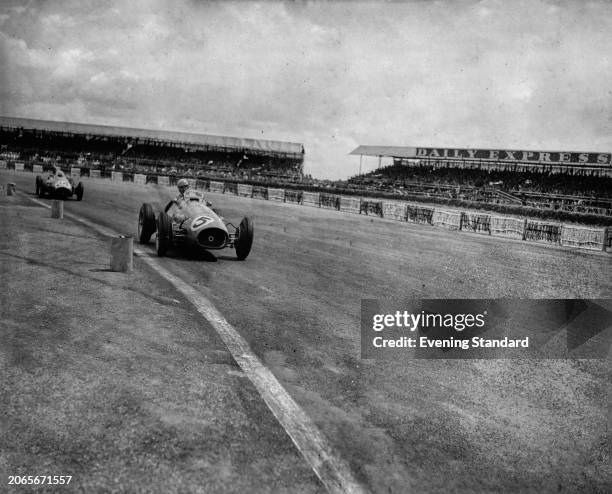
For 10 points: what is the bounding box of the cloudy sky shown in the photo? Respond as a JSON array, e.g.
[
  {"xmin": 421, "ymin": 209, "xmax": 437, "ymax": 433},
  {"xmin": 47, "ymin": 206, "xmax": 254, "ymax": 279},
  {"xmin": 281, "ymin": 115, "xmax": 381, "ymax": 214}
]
[{"xmin": 1, "ymin": 0, "xmax": 611, "ymax": 178}]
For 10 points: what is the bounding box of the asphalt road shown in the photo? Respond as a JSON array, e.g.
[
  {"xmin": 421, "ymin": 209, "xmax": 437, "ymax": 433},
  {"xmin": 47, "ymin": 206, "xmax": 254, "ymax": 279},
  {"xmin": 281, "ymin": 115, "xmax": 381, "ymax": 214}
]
[
  {"xmin": 3, "ymin": 171, "xmax": 611, "ymax": 493},
  {"xmin": 0, "ymin": 196, "xmax": 322, "ymax": 494}
]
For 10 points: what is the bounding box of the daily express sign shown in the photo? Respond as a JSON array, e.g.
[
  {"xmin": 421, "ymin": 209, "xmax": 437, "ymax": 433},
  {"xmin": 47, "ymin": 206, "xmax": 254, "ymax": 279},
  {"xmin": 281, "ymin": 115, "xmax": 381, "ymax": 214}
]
[{"xmin": 415, "ymin": 147, "xmax": 611, "ymax": 166}]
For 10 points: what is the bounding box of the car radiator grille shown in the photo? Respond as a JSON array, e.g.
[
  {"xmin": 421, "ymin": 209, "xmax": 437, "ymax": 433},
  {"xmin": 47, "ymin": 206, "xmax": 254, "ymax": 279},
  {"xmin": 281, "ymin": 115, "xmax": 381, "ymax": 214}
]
[{"xmin": 197, "ymin": 228, "xmax": 227, "ymax": 248}]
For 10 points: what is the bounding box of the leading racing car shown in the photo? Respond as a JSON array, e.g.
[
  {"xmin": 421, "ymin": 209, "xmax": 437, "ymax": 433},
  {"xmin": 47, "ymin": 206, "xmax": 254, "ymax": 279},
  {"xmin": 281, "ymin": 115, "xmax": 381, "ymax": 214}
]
[
  {"xmin": 35, "ymin": 166, "xmax": 84, "ymax": 200},
  {"xmin": 137, "ymin": 189, "xmax": 254, "ymax": 260}
]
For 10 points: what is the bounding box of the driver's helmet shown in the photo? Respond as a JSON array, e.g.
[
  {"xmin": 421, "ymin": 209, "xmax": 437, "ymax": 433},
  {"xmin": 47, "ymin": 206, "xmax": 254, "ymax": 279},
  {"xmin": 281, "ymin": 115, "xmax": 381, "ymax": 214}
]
[{"xmin": 177, "ymin": 178, "xmax": 189, "ymax": 195}]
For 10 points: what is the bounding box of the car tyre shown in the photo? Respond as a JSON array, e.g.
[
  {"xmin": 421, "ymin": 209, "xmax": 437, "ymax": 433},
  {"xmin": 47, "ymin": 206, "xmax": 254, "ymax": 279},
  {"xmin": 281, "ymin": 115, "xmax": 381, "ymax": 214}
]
[
  {"xmin": 156, "ymin": 211, "xmax": 172, "ymax": 256},
  {"xmin": 138, "ymin": 203, "xmax": 156, "ymax": 244},
  {"xmin": 235, "ymin": 216, "xmax": 254, "ymax": 260}
]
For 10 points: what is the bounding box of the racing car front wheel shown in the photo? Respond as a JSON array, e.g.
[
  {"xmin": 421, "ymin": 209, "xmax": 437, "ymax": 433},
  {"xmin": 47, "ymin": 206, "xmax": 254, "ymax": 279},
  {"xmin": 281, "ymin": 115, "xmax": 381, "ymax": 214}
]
[
  {"xmin": 156, "ymin": 211, "xmax": 172, "ymax": 257},
  {"xmin": 235, "ymin": 216, "xmax": 254, "ymax": 260},
  {"xmin": 138, "ymin": 203, "xmax": 156, "ymax": 244}
]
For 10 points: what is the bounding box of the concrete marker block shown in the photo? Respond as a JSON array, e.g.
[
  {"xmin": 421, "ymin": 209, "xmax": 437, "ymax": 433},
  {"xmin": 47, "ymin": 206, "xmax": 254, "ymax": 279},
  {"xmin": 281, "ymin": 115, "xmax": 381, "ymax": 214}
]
[
  {"xmin": 51, "ymin": 200, "xmax": 64, "ymax": 218},
  {"xmin": 110, "ymin": 235, "xmax": 133, "ymax": 272}
]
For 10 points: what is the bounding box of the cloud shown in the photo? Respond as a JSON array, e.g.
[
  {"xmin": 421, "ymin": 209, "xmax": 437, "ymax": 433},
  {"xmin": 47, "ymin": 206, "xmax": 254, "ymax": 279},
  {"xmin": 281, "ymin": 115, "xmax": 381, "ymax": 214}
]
[{"xmin": 1, "ymin": 0, "xmax": 611, "ymax": 179}]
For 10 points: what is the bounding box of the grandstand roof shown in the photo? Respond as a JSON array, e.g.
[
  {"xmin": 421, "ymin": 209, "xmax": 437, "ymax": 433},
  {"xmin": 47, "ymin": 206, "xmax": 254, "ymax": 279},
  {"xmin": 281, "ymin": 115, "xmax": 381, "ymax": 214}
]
[
  {"xmin": 0, "ymin": 116, "xmax": 304, "ymax": 156},
  {"xmin": 350, "ymin": 144, "xmax": 611, "ymax": 166},
  {"xmin": 349, "ymin": 146, "xmax": 417, "ymax": 158}
]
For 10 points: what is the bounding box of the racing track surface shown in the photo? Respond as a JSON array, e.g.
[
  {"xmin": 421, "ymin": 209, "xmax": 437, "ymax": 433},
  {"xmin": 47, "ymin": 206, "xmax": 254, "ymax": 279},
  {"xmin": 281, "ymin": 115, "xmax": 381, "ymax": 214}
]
[{"xmin": 3, "ymin": 171, "xmax": 612, "ymax": 493}]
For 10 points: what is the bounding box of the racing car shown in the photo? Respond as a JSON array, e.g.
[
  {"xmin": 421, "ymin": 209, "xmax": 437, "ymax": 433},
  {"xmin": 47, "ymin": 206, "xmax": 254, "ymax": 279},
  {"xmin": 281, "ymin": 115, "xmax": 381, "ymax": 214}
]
[
  {"xmin": 137, "ymin": 189, "xmax": 254, "ymax": 260},
  {"xmin": 35, "ymin": 166, "xmax": 84, "ymax": 200}
]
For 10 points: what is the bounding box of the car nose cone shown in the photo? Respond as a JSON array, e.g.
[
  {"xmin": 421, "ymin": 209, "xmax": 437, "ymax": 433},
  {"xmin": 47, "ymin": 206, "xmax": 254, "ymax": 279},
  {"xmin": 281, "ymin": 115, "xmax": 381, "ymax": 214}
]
[{"xmin": 197, "ymin": 228, "xmax": 227, "ymax": 248}]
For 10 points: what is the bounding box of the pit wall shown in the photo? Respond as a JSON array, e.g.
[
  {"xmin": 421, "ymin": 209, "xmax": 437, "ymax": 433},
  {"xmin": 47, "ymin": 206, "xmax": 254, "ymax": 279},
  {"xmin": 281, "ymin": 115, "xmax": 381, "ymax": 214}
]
[{"xmin": 5, "ymin": 163, "xmax": 610, "ymax": 252}]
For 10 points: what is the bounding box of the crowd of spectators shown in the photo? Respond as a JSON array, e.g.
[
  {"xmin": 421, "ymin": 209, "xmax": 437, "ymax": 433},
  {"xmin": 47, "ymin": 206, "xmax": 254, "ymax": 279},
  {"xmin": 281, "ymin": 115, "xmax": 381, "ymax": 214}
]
[
  {"xmin": 344, "ymin": 163, "xmax": 612, "ymax": 215},
  {"xmin": 0, "ymin": 127, "xmax": 304, "ymax": 182},
  {"xmin": 348, "ymin": 163, "xmax": 612, "ymax": 198},
  {"xmin": 1, "ymin": 127, "xmax": 124, "ymax": 160}
]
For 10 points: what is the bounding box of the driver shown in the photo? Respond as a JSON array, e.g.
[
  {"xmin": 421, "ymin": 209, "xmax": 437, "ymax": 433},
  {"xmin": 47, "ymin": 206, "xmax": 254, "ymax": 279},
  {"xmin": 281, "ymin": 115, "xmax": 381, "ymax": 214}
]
[
  {"xmin": 176, "ymin": 178, "xmax": 190, "ymax": 202},
  {"xmin": 174, "ymin": 178, "xmax": 212, "ymax": 207}
]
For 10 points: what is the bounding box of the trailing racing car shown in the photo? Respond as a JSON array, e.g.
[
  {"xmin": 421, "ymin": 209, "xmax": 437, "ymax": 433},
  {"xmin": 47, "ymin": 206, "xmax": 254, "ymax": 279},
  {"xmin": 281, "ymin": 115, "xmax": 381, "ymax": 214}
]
[
  {"xmin": 137, "ymin": 189, "xmax": 254, "ymax": 260},
  {"xmin": 35, "ymin": 166, "xmax": 84, "ymax": 200}
]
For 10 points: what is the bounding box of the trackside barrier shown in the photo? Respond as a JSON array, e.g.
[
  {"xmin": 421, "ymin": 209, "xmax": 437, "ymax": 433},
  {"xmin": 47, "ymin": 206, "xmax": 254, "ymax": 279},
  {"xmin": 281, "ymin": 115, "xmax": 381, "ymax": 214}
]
[
  {"xmin": 90, "ymin": 170, "xmax": 101, "ymax": 179},
  {"xmin": 133, "ymin": 174, "xmax": 147, "ymax": 185},
  {"xmin": 33, "ymin": 164, "xmax": 43, "ymax": 173},
  {"xmin": 340, "ymin": 196, "xmax": 361, "ymax": 214},
  {"xmin": 195, "ymin": 179, "xmax": 207, "ymax": 190},
  {"xmin": 490, "ymin": 216, "xmax": 525, "ymax": 239},
  {"xmin": 606, "ymin": 227, "xmax": 612, "ymax": 250},
  {"xmin": 361, "ymin": 200, "xmax": 383, "ymax": 217},
  {"xmin": 157, "ymin": 176, "xmax": 170, "ymax": 186},
  {"xmin": 285, "ymin": 189, "xmax": 302, "ymax": 204},
  {"xmin": 320, "ymin": 193, "xmax": 341, "ymax": 210},
  {"xmin": 209, "ymin": 181, "xmax": 225, "ymax": 194},
  {"xmin": 187, "ymin": 178, "xmax": 197, "ymax": 189},
  {"xmin": 252, "ymin": 186, "xmax": 268, "ymax": 200},
  {"xmin": 268, "ymin": 187, "xmax": 286, "ymax": 202},
  {"xmin": 15, "ymin": 162, "xmax": 25, "ymax": 171},
  {"xmin": 432, "ymin": 210, "xmax": 462, "ymax": 230},
  {"xmin": 237, "ymin": 184, "xmax": 253, "ymax": 197},
  {"xmin": 225, "ymin": 182, "xmax": 238, "ymax": 195},
  {"xmin": 70, "ymin": 167, "xmax": 81, "ymax": 180},
  {"xmin": 524, "ymin": 220, "xmax": 562, "ymax": 244},
  {"xmin": 460, "ymin": 212, "xmax": 491, "ymax": 234},
  {"xmin": 383, "ymin": 202, "xmax": 407, "ymax": 221},
  {"xmin": 0, "ymin": 160, "xmax": 6, "ymax": 169},
  {"xmin": 111, "ymin": 171, "xmax": 123, "ymax": 182},
  {"xmin": 406, "ymin": 205, "xmax": 434, "ymax": 224},
  {"xmin": 560, "ymin": 225, "xmax": 606, "ymax": 251},
  {"xmin": 302, "ymin": 192, "xmax": 320, "ymax": 207}
]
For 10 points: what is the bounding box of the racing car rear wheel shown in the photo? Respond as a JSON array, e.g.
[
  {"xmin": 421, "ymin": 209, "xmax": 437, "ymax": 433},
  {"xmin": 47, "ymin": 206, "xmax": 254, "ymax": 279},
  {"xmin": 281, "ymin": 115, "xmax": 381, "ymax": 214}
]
[
  {"xmin": 156, "ymin": 211, "xmax": 172, "ymax": 256},
  {"xmin": 235, "ymin": 216, "xmax": 254, "ymax": 260},
  {"xmin": 75, "ymin": 182, "xmax": 84, "ymax": 201},
  {"xmin": 138, "ymin": 203, "xmax": 156, "ymax": 244}
]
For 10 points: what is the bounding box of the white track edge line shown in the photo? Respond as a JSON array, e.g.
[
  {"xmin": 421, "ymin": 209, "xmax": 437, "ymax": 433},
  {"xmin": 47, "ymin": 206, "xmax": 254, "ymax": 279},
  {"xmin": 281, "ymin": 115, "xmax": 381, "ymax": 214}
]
[{"xmin": 25, "ymin": 194, "xmax": 367, "ymax": 494}]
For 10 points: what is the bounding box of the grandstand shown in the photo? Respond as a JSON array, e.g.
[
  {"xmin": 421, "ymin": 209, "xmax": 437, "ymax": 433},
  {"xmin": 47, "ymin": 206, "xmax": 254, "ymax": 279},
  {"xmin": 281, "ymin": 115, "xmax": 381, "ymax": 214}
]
[
  {"xmin": 0, "ymin": 116, "xmax": 305, "ymax": 180},
  {"xmin": 348, "ymin": 145, "xmax": 612, "ymax": 217},
  {"xmin": 3, "ymin": 116, "xmax": 611, "ymax": 222}
]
